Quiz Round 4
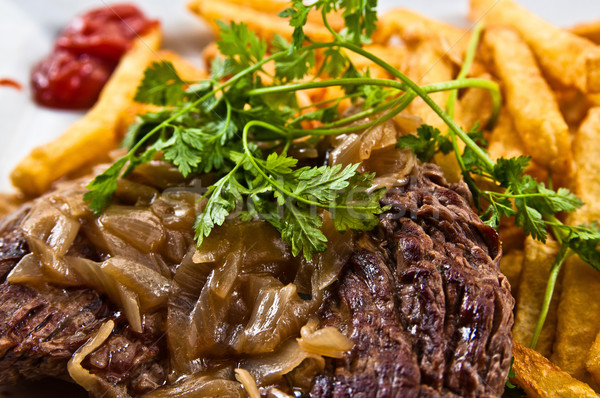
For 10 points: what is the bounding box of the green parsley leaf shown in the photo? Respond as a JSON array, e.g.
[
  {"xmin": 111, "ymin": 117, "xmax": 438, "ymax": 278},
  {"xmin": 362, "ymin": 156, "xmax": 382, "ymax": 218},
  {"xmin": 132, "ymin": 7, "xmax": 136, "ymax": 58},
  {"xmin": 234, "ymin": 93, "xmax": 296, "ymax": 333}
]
[
  {"xmin": 84, "ymin": 157, "xmax": 129, "ymax": 215},
  {"xmin": 396, "ymin": 124, "xmax": 452, "ymax": 162},
  {"xmin": 216, "ymin": 20, "xmax": 267, "ymax": 71},
  {"xmin": 134, "ymin": 61, "xmax": 187, "ymax": 106}
]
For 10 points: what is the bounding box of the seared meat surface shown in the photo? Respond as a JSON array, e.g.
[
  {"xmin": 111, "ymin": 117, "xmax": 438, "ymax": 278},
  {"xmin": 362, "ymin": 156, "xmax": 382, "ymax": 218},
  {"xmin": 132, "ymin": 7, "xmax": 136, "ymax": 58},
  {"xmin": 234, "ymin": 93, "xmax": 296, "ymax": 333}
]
[
  {"xmin": 0, "ymin": 206, "xmax": 167, "ymax": 395},
  {"xmin": 311, "ymin": 165, "xmax": 513, "ymax": 397},
  {"xmin": 0, "ymin": 164, "xmax": 513, "ymax": 397}
]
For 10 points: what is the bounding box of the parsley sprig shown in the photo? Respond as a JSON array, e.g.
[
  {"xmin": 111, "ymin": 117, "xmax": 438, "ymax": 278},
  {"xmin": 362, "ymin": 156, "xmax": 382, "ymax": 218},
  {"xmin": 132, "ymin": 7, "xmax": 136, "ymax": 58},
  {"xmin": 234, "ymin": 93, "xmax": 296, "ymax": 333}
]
[{"xmin": 84, "ymin": 0, "xmax": 502, "ymax": 260}]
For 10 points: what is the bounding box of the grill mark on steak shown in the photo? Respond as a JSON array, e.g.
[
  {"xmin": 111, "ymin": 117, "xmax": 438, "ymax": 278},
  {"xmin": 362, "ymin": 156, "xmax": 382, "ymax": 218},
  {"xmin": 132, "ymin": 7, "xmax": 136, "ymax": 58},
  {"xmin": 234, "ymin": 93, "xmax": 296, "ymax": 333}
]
[
  {"xmin": 0, "ymin": 283, "xmax": 110, "ymax": 383},
  {"xmin": 0, "ymin": 213, "xmax": 167, "ymax": 394},
  {"xmin": 311, "ymin": 164, "xmax": 513, "ymax": 398}
]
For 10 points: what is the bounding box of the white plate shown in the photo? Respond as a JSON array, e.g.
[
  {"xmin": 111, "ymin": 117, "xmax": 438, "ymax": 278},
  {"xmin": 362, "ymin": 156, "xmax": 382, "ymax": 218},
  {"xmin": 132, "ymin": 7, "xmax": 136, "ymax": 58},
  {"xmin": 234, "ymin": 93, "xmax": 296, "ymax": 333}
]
[{"xmin": 0, "ymin": 0, "xmax": 597, "ymax": 394}]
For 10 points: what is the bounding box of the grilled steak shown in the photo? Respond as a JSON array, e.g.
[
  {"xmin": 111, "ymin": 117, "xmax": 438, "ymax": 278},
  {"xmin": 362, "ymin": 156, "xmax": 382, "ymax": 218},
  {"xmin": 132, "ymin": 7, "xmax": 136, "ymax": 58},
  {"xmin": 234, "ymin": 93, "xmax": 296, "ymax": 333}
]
[
  {"xmin": 311, "ymin": 164, "xmax": 513, "ymax": 397},
  {"xmin": 0, "ymin": 163, "xmax": 513, "ymax": 397}
]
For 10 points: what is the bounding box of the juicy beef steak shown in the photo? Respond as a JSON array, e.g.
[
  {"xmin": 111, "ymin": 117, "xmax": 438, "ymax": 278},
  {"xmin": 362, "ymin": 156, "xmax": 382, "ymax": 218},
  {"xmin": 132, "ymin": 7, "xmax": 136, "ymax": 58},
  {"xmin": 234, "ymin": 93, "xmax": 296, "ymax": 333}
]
[
  {"xmin": 311, "ymin": 164, "xmax": 513, "ymax": 397},
  {"xmin": 0, "ymin": 164, "xmax": 513, "ymax": 397}
]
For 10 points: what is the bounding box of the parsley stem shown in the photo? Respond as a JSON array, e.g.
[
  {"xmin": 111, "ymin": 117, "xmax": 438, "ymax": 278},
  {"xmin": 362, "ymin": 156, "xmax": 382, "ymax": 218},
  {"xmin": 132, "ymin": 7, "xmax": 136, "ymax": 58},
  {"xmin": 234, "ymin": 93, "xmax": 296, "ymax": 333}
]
[
  {"xmin": 530, "ymin": 245, "xmax": 571, "ymax": 350},
  {"xmin": 321, "ymin": 7, "xmax": 342, "ymax": 41},
  {"xmin": 246, "ymin": 77, "xmax": 408, "ymax": 95},
  {"xmin": 248, "ymin": 77, "xmax": 498, "ymax": 101},
  {"xmin": 319, "ymin": 93, "xmax": 408, "ymax": 129},
  {"xmin": 290, "ymin": 91, "xmax": 417, "ymax": 137},
  {"xmin": 335, "ymin": 41, "xmax": 496, "ymax": 171}
]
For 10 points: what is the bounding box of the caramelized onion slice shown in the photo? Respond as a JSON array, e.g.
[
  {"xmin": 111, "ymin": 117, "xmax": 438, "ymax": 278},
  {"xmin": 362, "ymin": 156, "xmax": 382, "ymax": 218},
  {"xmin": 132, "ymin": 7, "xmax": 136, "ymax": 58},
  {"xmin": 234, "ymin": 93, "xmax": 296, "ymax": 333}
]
[
  {"xmin": 27, "ymin": 238, "xmax": 84, "ymax": 285},
  {"xmin": 234, "ymin": 368, "xmax": 260, "ymax": 398},
  {"xmin": 142, "ymin": 375, "xmax": 244, "ymax": 398},
  {"xmin": 6, "ymin": 253, "xmax": 46, "ymax": 286},
  {"xmin": 22, "ymin": 201, "xmax": 80, "ymax": 257},
  {"xmin": 329, "ymin": 120, "xmax": 400, "ymax": 167},
  {"xmin": 102, "ymin": 256, "xmax": 171, "ymax": 311},
  {"xmin": 99, "ymin": 206, "xmax": 165, "ymax": 253},
  {"xmin": 7, "ymin": 253, "xmax": 82, "ymax": 287},
  {"xmin": 68, "ymin": 320, "xmax": 128, "ymax": 397},
  {"xmin": 240, "ymin": 339, "xmax": 324, "ymax": 386},
  {"xmin": 235, "ymin": 281, "xmax": 312, "ymax": 354},
  {"xmin": 66, "ymin": 256, "xmax": 152, "ymax": 333},
  {"xmin": 297, "ymin": 319, "xmax": 353, "ymax": 359}
]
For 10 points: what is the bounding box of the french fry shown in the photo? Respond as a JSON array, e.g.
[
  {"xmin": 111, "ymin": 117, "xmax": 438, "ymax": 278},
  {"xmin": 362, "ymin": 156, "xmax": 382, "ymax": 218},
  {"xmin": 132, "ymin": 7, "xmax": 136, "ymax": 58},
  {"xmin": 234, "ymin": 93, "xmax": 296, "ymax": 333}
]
[
  {"xmin": 373, "ymin": 8, "xmax": 468, "ymax": 65},
  {"xmin": 499, "ymin": 249, "xmax": 523, "ymax": 302},
  {"xmin": 455, "ymin": 73, "xmax": 494, "ymax": 132},
  {"xmin": 10, "ymin": 28, "xmax": 162, "ymax": 197},
  {"xmin": 569, "ymin": 107, "xmax": 600, "ymax": 219},
  {"xmin": 403, "ymin": 40, "xmax": 462, "ymax": 182},
  {"xmin": 486, "ymin": 109, "xmax": 548, "ymax": 183},
  {"xmin": 188, "ymin": 0, "xmax": 332, "ymax": 44},
  {"xmin": 552, "ymin": 257, "xmax": 600, "ymax": 387},
  {"xmin": 587, "ymin": 331, "xmax": 600, "ymax": 386},
  {"xmin": 345, "ymin": 44, "xmax": 408, "ymax": 79},
  {"xmin": 512, "ymin": 342, "xmax": 597, "ymax": 398},
  {"xmin": 221, "ymin": 0, "xmax": 345, "ymax": 32},
  {"xmin": 572, "ymin": 19, "xmax": 600, "ymax": 44},
  {"xmin": 157, "ymin": 50, "xmax": 207, "ymax": 81},
  {"xmin": 487, "ymin": 110, "xmax": 525, "ymax": 161},
  {"xmin": 552, "ymin": 108, "xmax": 600, "ymax": 385},
  {"xmin": 513, "ymin": 237, "xmax": 560, "ymax": 358},
  {"xmin": 555, "ymin": 88, "xmax": 591, "ymax": 128},
  {"xmin": 202, "ymin": 41, "xmax": 219, "ymax": 68},
  {"xmin": 471, "ymin": 0, "xmax": 600, "ymax": 93},
  {"xmin": 482, "ymin": 27, "xmax": 572, "ymax": 181},
  {"xmin": 498, "ymin": 219, "xmax": 526, "ymax": 253}
]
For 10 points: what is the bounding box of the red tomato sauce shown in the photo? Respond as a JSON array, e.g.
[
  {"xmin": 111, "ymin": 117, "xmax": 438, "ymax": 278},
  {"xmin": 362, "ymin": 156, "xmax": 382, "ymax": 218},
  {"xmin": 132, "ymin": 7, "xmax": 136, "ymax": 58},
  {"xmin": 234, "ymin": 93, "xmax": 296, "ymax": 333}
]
[{"xmin": 31, "ymin": 4, "xmax": 158, "ymax": 109}]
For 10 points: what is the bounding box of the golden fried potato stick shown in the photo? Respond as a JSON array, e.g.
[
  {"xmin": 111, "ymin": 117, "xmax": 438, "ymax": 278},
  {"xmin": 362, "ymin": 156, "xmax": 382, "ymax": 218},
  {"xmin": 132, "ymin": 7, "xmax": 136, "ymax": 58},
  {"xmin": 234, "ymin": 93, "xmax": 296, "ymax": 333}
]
[
  {"xmin": 486, "ymin": 109, "xmax": 548, "ymax": 183},
  {"xmin": 221, "ymin": 0, "xmax": 345, "ymax": 32},
  {"xmin": 345, "ymin": 44, "xmax": 408, "ymax": 79},
  {"xmin": 188, "ymin": 0, "xmax": 332, "ymax": 44},
  {"xmin": 498, "ymin": 249, "xmax": 523, "ymax": 301},
  {"xmin": 482, "ymin": 27, "xmax": 572, "ymax": 182},
  {"xmin": 552, "ymin": 108, "xmax": 600, "ymax": 385},
  {"xmin": 512, "ymin": 343, "xmax": 598, "ymax": 398},
  {"xmin": 587, "ymin": 331, "xmax": 600, "ymax": 386},
  {"xmin": 552, "ymin": 256, "xmax": 600, "ymax": 387},
  {"xmin": 158, "ymin": 50, "xmax": 208, "ymax": 81},
  {"xmin": 572, "ymin": 19, "xmax": 600, "ymax": 44},
  {"xmin": 513, "ymin": 237, "xmax": 561, "ymax": 358},
  {"xmin": 10, "ymin": 28, "xmax": 162, "ymax": 197},
  {"xmin": 470, "ymin": 0, "xmax": 600, "ymax": 93},
  {"xmin": 555, "ymin": 89, "xmax": 592, "ymax": 128},
  {"xmin": 403, "ymin": 40, "xmax": 463, "ymax": 182},
  {"xmin": 373, "ymin": 8, "xmax": 468, "ymax": 66},
  {"xmin": 498, "ymin": 219, "xmax": 526, "ymax": 253},
  {"xmin": 568, "ymin": 107, "xmax": 600, "ymax": 220},
  {"xmin": 455, "ymin": 73, "xmax": 494, "ymax": 133}
]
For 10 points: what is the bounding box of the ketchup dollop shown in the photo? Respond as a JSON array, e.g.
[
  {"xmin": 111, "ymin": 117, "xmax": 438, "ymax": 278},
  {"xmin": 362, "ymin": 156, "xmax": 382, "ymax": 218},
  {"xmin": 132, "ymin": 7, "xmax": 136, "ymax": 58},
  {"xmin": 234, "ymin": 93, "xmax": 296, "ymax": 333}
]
[{"xmin": 31, "ymin": 4, "xmax": 158, "ymax": 109}]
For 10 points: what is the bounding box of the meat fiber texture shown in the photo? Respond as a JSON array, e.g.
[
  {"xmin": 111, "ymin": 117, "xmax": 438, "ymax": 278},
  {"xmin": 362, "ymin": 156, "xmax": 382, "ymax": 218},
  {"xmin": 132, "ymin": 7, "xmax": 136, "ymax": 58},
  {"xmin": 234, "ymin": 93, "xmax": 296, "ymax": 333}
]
[
  {"xmin": 0, "ymin": 163, "xmax": 513, "ymax": 397},
  {"xmin": 311, "ymin": 164, "xmax": 513, "ymax": 397}
]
